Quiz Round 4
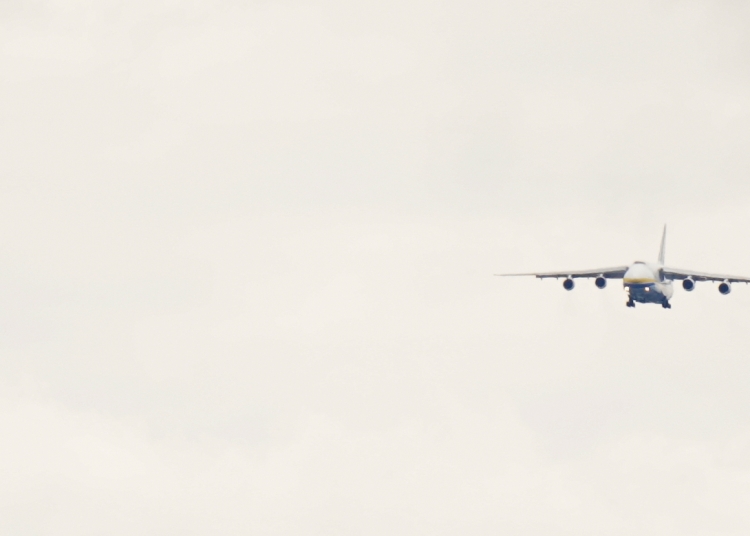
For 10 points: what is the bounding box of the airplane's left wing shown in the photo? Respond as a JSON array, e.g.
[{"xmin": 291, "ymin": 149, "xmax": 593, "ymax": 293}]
[
  {"xmin": 663, "ymin": 267, "xmax": 750, "ymax": 283},
  {"xmin": 496, "ymin": 266, "xmax": 629, "ymax": 279}
]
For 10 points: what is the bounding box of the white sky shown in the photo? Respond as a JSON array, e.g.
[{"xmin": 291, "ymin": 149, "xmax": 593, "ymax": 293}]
[{"xmin": 2, "ymin": 1, "xmax": 750, "ymax": 534}]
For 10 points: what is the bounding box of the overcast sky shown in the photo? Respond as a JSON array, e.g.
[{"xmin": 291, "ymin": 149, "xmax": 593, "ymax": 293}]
[{"xmin": 3, "ymin": 1, "xmax": 750, "ymax": 534}]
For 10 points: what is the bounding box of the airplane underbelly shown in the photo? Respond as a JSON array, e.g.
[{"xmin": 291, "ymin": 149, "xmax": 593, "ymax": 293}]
[{"xmin": 627, "ymin": 282, "xmax": 664, "ymax": 303}]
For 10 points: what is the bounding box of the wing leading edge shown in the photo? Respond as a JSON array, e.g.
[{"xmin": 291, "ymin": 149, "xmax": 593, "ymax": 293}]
[
  {"xmin": 497, "ymin": 266, "xmax": 629, "ymax": 280},
  {"xmin": 662, "ymin": 267, "xmax": 750, "ymax": 284}
]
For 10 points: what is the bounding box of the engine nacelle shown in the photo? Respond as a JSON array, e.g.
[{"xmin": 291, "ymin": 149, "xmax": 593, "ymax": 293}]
[
  {"xmin": 563, "ymin": 278, "xmax": 574, "ymax": 291},
  {"xmin": 595, "ymin": 276, "xmax": 607, "ymax": 289},
  {"xmin": 682, "ymin": 278, "xmax": 695, "ymax": 291},
  {"xmin": 719, "ymin": 281, "xmax": 731, "ymax": 295}
]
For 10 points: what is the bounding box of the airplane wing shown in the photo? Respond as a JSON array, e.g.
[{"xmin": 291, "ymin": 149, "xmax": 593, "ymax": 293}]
[
  {"xmin": 662, "ymin": 267, "xmax": 750, "ymax": 283},
  {"xmin": 496, "ymin": 266, "xmax": 629, "ymax": 279}
]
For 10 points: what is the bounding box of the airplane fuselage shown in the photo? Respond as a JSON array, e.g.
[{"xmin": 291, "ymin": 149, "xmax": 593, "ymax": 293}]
[
  {"xmin": 623, "ymin": 262, "xmax": 673, "ymax": 305},
  {"xmin": 498, "ymin": 226, "xmax": 750, "ymax": 308}
]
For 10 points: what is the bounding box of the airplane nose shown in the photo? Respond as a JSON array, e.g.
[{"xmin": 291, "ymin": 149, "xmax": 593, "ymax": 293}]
[{"xmin": 623, "ymin": 263, "xmax": 655, "ymax": 284}]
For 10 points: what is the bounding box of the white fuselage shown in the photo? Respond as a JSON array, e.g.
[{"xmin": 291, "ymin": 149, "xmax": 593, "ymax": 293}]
[{"xmin": 623, "ymin": 262, "xmax": 674, "ymax": 304}]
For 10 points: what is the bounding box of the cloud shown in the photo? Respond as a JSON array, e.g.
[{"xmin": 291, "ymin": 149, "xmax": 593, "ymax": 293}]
[{"xmin": 3, "ymin": 1, "xmax": 750, "ymax": 534}]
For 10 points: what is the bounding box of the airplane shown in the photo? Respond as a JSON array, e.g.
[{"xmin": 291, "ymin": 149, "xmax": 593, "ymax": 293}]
[{"xmin": 497, "ymin": 226, "xmax": 750, "ymax": 308}]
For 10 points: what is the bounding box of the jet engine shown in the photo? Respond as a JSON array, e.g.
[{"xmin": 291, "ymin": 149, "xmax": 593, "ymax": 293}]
[
  {"xmin": 595, "ymin": 276, "xmax": 607, "ymax": 289},
  {"xmin": 719, "ymin": 281, "xmax": 731, "ymax": 295},
  {"xmin": 682, "ymin": 278, "xmax": 695, "ymax": 291},
  {"xmin": 563, "ymin": 278, "xmax": 574, "ymax": 291}
]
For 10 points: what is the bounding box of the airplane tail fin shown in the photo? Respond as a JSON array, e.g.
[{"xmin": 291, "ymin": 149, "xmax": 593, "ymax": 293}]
[{"xmin": 658, "ymin": 224, "xmax": 666, "ymax": 265}]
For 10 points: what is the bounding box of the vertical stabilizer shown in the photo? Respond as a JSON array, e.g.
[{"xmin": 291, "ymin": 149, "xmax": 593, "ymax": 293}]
[{"xmin": 658, "ymin": 225, "xmax": 667, "ymax": 265}]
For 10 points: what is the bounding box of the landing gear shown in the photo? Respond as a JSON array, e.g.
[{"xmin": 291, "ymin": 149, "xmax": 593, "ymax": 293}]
[
  {"xmin": 626, "ymin": 299, "xmax": 635, "ymax": 307},
  {"xmin": 661, "ymin": 300, "xmax": 671, "ymax": 309}
]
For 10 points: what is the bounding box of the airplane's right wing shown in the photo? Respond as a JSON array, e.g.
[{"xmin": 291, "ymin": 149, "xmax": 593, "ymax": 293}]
[
  {"xmin": 663, "ymin": 267, "xmax": 750, "ymax": 283},
  {"xmin": 496, "ymin": 266, "xmax": 629, "ymax": 279}
]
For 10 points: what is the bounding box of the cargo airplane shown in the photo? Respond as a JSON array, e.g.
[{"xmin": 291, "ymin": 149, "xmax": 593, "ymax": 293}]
[{"xmin": 497, "ymin": 226, "xmax": 750, "ymax": 308}]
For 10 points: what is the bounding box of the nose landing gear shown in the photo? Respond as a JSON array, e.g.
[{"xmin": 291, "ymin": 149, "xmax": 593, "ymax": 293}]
[
  {"xmin": 661, "ymin": 300, "xmax": 671, "ymax": 309},
  {"xmin": 626, "ymin": 299, "xmax": 635, "ymax": 307}
]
